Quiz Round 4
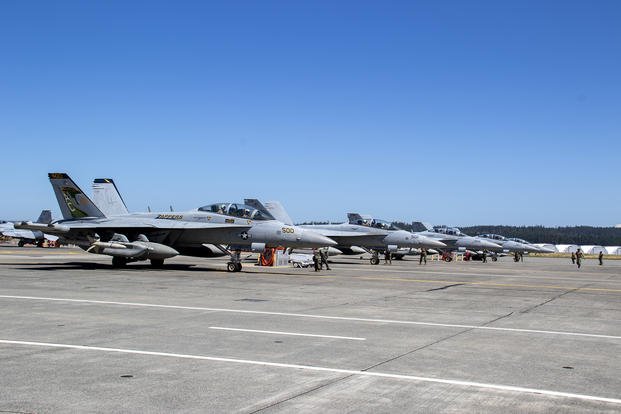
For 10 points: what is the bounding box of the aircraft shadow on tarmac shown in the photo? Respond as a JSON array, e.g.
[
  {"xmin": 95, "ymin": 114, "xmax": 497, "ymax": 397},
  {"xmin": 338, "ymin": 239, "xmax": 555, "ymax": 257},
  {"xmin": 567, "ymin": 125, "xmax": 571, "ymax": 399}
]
[{"xmin": 3, "ymin": 262, "xmax": 224, "ymax": 272}]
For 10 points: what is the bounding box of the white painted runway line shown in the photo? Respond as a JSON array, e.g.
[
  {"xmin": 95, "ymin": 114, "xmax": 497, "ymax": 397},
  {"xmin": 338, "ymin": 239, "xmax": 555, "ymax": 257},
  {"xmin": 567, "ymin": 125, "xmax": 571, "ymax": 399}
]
[
  {"xmin": 1, "ymin": 294, "xmax": 620, "ymax": 341},
  {"xmin": 209, "ymin": 326, "xmax": 365, "ymax": 340},
  {"xmin": 0, "ymin": 339, "xmax": 619, "ymax": 405}
]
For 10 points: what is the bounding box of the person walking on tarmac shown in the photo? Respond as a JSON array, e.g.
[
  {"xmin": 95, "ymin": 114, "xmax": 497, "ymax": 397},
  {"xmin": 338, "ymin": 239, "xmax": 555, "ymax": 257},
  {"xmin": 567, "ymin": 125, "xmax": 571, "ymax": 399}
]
[
  {"xmin": 599, "ymin": 251, "xmax": 604, "ymax": 265},
  {"xmin": 482, "ymin": 250, "xmax": 487, "ymax": 263},
  {"xmin": 384, "ymin": 250, "xmax": 392, "ymax": 265},
  {"xmin": 419, "ymin": 248, "xmax": 427, "ymax": 265},
  {"xmin": 312, "ymin": 249, "xmax": 320, "ymax": 272},
  {"xmin": 575, "ymin": 248, "xmax": 583, "ymax": 269},
  {"xmin": 571, "ymin": 252, "xmax": 576, "ymax": 264},
  {"xmin": 319, "ymin": 248, "xmax": 331, "ymax": 270}
]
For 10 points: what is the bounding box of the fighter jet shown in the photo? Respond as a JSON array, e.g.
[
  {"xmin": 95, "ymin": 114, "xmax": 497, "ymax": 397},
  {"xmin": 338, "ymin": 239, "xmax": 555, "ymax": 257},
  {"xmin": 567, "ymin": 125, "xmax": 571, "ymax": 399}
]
[
  {"xmin": 263, "ymin": 204, "xmax": 446, "ymax": 265},
  {"xmin": 507, "ymin": 237, "xmax": 556, "ymax": 253},
  {"xmin": 90, "ymin": 179, "xmax": 336, "ymax": 271},
  {"xmin": 412, "ymin": 223, "xmax": 503, "ymax": 261},
  {"xmin": 476, "ymin": 234, "xmax": 539, "ymax": 253},
  {"xmin": 15, "ymin": 173, "xmax": 257, "ymax": 269},
  {"xmin": 0, "ymin": 210, "xmax": 58, "ymax": 247}
]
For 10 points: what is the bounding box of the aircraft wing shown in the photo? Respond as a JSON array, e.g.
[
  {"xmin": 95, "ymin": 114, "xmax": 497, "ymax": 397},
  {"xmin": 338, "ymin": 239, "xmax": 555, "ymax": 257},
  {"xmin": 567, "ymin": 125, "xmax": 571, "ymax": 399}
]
[{"xmin": 15, "ymin": 219, "xmax": 251, "ymax": 234}]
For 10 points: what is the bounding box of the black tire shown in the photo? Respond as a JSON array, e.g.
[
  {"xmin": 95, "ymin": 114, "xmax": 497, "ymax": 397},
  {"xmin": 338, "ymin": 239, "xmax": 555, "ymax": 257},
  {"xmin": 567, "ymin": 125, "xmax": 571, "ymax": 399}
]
[
  {"xmin": 444, "ymin": 256, "xmax": 452, "ymax": 262},
  {"xmin": 370, "ymin": 257, "xmax": 380, "ymax": 265},
  {"xmin": 492, "ymin": 256, "xmax": 498, "ymax": 262},
  {"xmin": 112, "ymin": 257, "xmax": 127, "ymax": 268},
  {"xmin": 150, "ymin": 259, "xmax": 164, "ymax": 268},
  {"xmin": 17, "ymin": 240, "xmax": 25, "ymax": 247},
  {"xmin": 227, "ymin": 262, "xmax": 237, "ymax": 272},
  {"xmin": 37, "ymin": 240, "xmax": 45, "ymax": 248}
]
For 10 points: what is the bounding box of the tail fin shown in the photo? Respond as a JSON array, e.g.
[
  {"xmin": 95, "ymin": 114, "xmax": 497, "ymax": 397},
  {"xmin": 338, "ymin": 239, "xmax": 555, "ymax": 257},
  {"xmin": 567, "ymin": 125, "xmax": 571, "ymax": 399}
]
[
  {"xmin": 263, "ymin": 201, "xmax": 294, "ymax": 225},
  {"xmin": 244, "ymin": 199, "xmax": 276, "ymax": 220},
  {"xmin": 48, "ymin": 173, "xmax": 105, "ymax": 220},
  {"xmin": 92, "ymin": 178, "xmax": 129, "ymax": 216},
  {"xmin": 35, "ymin": 210, "xmax": 52, "ymax": 224},
  {"xmin": 412, "ymin": 221, "xmax": 433, "ymax": 232}
]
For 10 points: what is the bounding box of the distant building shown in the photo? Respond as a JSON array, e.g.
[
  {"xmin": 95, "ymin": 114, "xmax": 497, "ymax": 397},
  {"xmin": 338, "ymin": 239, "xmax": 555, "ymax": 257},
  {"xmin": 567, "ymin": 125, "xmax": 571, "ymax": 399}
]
[{"xmin": 605, "ymin": 246, "xmax": 621, "ymax": 255}]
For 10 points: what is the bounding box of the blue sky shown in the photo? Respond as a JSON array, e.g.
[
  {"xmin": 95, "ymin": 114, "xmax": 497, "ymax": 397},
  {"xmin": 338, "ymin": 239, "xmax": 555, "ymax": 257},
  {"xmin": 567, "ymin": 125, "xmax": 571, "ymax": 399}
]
[{"xmin": 1, "ymin": 1, "xmax": 619, "ymax": 226}]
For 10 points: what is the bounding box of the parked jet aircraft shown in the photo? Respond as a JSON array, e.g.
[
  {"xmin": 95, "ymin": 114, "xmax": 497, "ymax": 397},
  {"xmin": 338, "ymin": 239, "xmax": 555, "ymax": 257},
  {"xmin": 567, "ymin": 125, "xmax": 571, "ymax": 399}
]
[
  {"xmin": 15, "ymin": 173, "xmax": 260, "ymax": 269},
  {"xmin": 1, "ymin": 210, "xmax": 59, "ymax": 247},
  {"xmin": 89, "ymin": 178, "xmax": 336, "ymax": 271},
  {"xmin": 411, "ymin": 223, "xmax": 503, "ymax": 260},
  {"xmin": 507, "ymin": 237, "xmax": 556, "ymax": 253},
  {"xmin": 261, "ymin": 204, "xmax": 446, "ymax": 265},
  {"xmin": 475, "ymin": 234, "xmax": 538, "ymax": 253}
]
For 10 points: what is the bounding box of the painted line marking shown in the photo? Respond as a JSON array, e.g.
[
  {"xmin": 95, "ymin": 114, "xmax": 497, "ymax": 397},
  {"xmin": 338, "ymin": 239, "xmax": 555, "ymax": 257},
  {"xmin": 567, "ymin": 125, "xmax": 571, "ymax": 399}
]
[
  {"xmin": 209, "ymin": 326, "xmax": 365, "ymax": 341},
  {"xmin": 261, "ymin": 273, "xmax": 621, "ymax": 293},
  {"xmin": 0, "ymin": 339, "xmax": 619, "ymax": 405},
  {"xmin": 341, "ymin": 266, "xmax": 620, "ymax": 284},
  {"xmin": 1, "ymin": 295, "xmax": 620, "ymax": 341}
]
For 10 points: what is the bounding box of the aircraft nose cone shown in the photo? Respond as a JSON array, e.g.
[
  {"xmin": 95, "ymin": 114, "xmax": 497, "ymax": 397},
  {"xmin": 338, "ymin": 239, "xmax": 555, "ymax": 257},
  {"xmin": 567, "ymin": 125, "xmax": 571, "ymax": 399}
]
[
  {"xmin": 482, "ymin": 240, "xmax": 503, "ymax": 250},
  {"xmin": 421, "ymin": 236, "xmax": 446, "ymax": 249},
  {"xmin": 303, "ymin": 230, "xmax": 337, "ymax": 247}
]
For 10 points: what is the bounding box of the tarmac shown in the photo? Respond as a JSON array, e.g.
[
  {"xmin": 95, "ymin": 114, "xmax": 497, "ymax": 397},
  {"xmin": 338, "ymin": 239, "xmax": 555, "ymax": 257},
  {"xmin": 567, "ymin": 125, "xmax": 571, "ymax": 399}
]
[{"xmin": 0, "ymin": 245, "xmax": 620, "ymax": 413}]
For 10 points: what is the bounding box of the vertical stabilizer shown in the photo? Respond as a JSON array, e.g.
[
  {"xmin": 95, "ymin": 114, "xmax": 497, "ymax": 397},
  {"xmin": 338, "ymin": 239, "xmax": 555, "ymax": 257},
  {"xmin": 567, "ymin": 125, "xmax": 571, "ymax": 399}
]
[
  {"xmin": 35, "ymin": 210, "xmax": 52, "ymax": 224},
  {"xmin": 48, "ymin": 173, "xmax": 105, "ymax": 220},
  {"xmin": 263, "ymin": 201, "xmax": 294, "ymax": 225},
  {"xmin": 412, "ymin": 221, "xmax": 433, "ymax": 232},
  {"xmin": 92, "ymin": 178, "xmax": 130, "ymax": 216},
  {"xmin": 244, "ymin": 199, "xmax": 276, "ymax": 221}
]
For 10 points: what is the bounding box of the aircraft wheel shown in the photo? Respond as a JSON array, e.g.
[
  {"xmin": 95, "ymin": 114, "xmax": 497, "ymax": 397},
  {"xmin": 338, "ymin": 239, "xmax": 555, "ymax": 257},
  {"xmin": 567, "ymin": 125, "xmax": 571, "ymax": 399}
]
[
  {"xmin": 444, "ymin": 257, "xmax": 452, "ymax": 262},
  {"xmin": 17, "ymin": 240, "xmax": 25, "ymax": 247},
  {"xmin": 112, "ymin": 257, "xmax": 127, "ymax": 268},
  {"xmin": 150, "ymin": 259, "xmax": 164, "ymax": 268},
  {"xmin": 370, "ymin": 257, "xmax": 380, "ymax": 265},
  {"xmin": 37, "ymin": 240, "xmax": 45, "ymax": 248},
  {"xmin": 492, "ymin": 256, "xmax": 498, "ymax": 262},
  {"xmin": 227, "ymin": 262, "xmax": 237, "ymax": 272}
]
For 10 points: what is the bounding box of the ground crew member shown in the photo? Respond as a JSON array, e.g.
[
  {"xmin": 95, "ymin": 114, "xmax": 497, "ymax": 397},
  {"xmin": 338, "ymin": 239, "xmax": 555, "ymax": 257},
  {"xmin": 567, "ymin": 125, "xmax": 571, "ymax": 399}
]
[
  {"xmin": 312, "ymin": 250, "xmax": 320, "ymax": 272},
  {"xmin": 320, "ymin": 248, "xmax": 331, "ymax": 270},
  {"xmin": 571, "ymin": 252, "xmax": 576, "ymax": 264},
  {"xmin": 482, "ymin": 250, "xmax": 487, "ymax": 263},
  {"xmin": 419, "ymin": 248, "xmax": 427, "ymax": 265},
  {"xmin": 576, "ymin": 248, "xmax": 583, "ymax": 269},
  {"xmin": 384, "ymin": 250, "xmax": 392, "ymax": 265},
  {"xmin": 599, "ymin": 251, "xmax": 604, "ymax": 265}
]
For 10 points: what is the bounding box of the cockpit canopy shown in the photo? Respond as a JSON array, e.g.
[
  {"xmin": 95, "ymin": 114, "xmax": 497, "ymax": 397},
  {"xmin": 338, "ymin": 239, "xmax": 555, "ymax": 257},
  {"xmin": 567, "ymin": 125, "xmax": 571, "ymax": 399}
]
[
  {"xmin": 479, "ymin": 233, "xmax": 507, "ymax": 241},
  {"xmin": 198, "ymin": 203, "xmax": 273, "ymax": 220},
  {"xmin": 432, "ymin": 225, "xmax": 466, "ymax": 236},
  {"xmin": 509, "ymin": 237, "xmax": 530, "ymax": 244},
  {"xmin": 356, "ymin": 218, "xmax": 398, "ymax": 230}
]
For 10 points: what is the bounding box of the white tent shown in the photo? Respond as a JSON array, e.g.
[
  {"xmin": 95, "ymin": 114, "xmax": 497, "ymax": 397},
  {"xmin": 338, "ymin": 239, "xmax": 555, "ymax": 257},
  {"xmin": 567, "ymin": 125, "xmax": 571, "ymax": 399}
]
[
  {"xmin": 556, "ymin": 244, "xmax": 579, "ymax": 253},
  {"xmin": 534, "ymin": 243, "xmax": 557, "ymax": 252},
  {"xmin": 580, "ymin": 245, "xmax": 606, "ymax": 254},
  {"xmin": 605, "ymin": 246, "xmax": 621, "ymax": 255}
]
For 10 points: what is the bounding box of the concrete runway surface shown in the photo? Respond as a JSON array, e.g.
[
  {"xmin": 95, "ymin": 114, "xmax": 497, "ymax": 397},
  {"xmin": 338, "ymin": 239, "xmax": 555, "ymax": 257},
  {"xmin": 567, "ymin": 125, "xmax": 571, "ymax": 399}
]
[{"xmin": 0, "ymin": 246, "xmax": 620, "ymax": 413}]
